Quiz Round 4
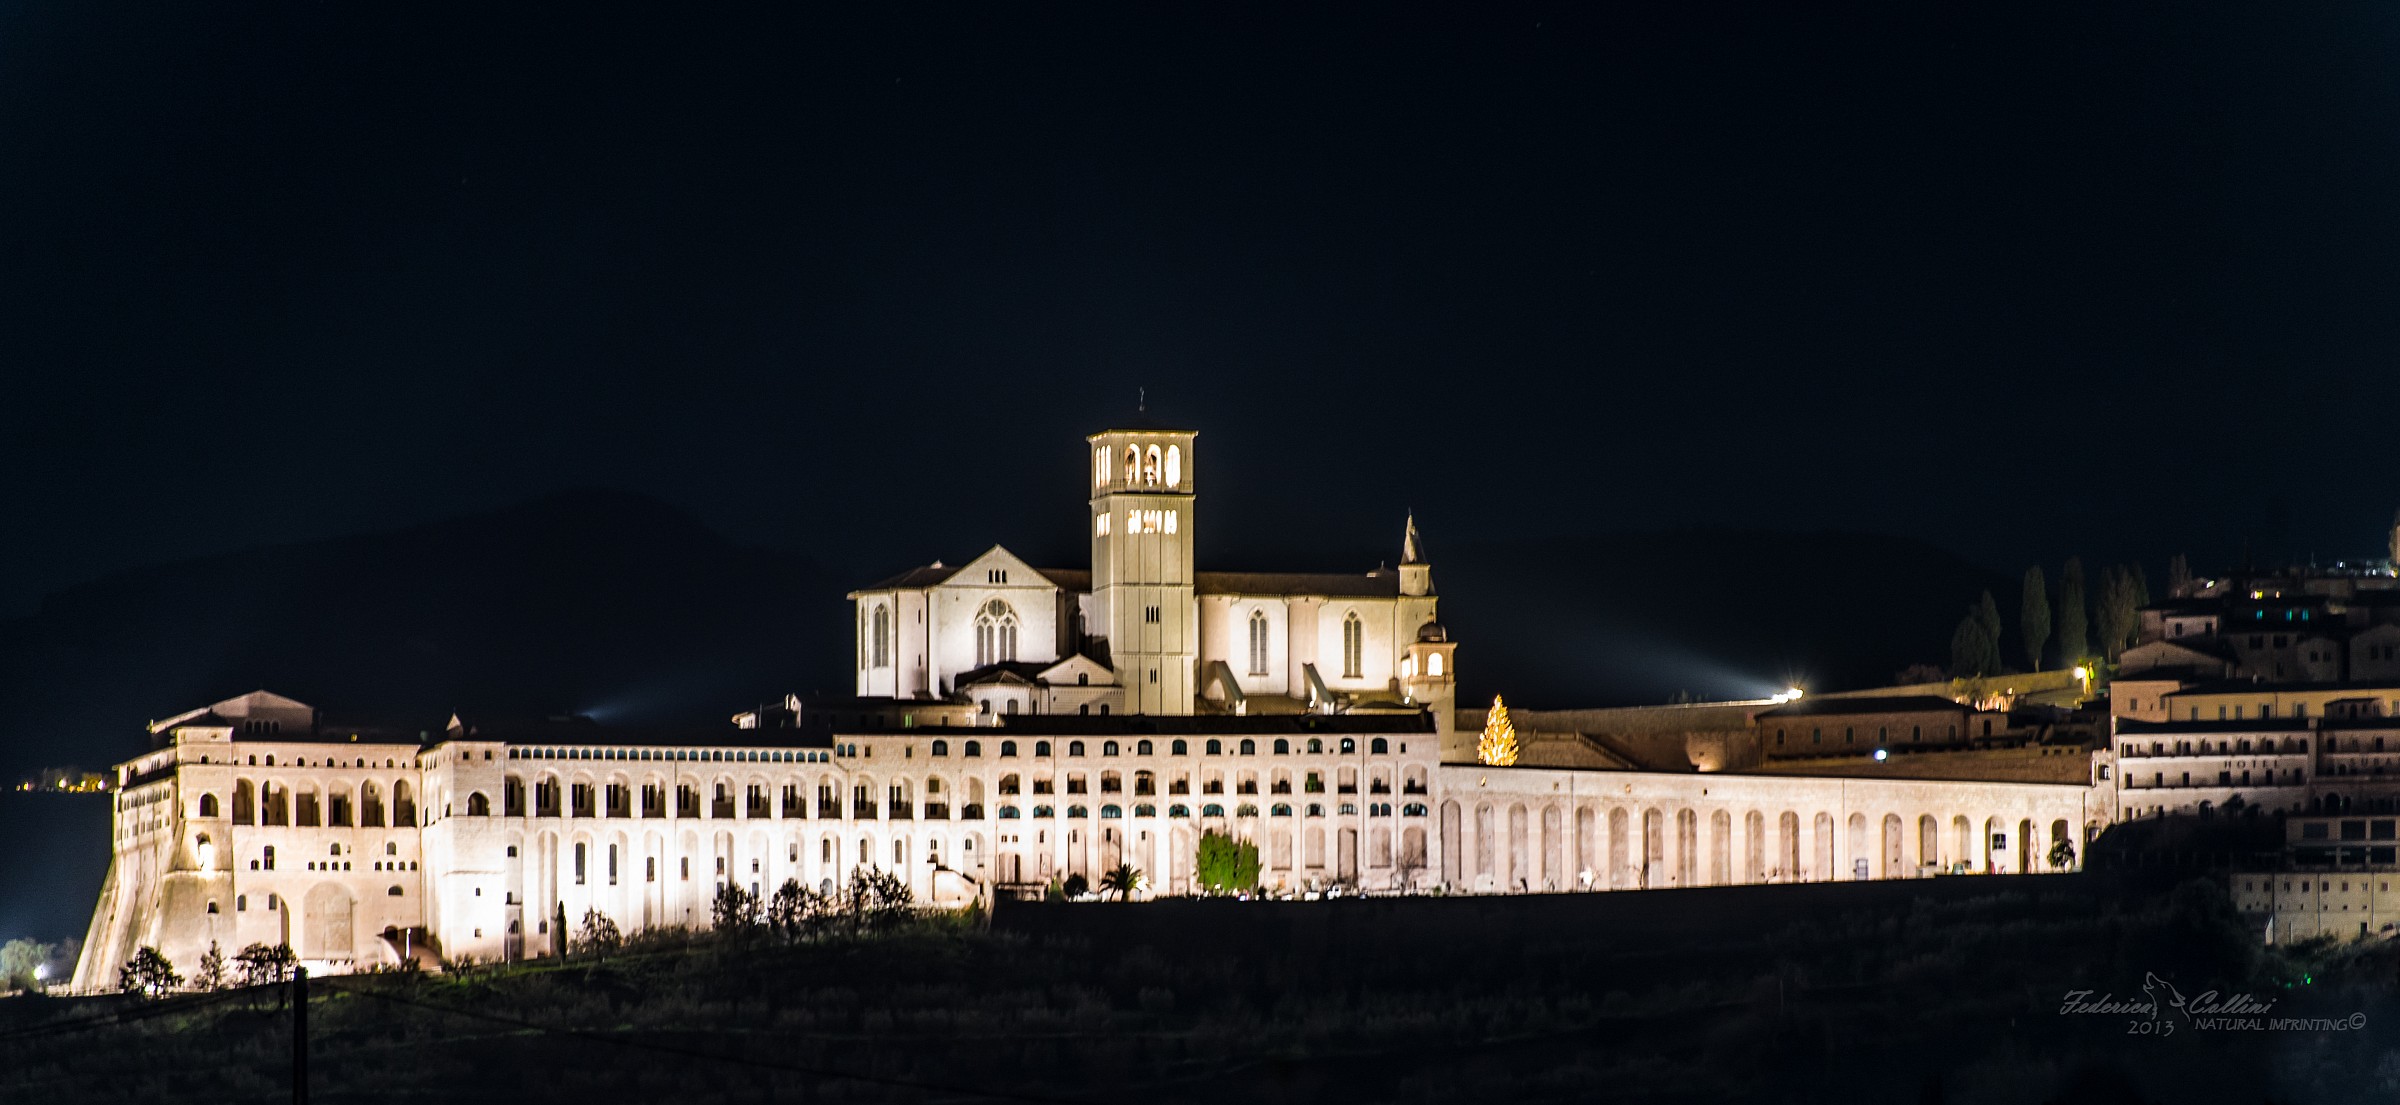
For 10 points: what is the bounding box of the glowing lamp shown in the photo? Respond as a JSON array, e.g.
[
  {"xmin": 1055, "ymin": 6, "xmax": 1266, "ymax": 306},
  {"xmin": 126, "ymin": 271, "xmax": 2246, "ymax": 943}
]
[
  {"xmin": 1874, "ymin": 749, "xmax": 1888, "ymax": 762},
  {"xmin": 2073, "ymin": 666, "xmax": 2089, "ymax": 681}
]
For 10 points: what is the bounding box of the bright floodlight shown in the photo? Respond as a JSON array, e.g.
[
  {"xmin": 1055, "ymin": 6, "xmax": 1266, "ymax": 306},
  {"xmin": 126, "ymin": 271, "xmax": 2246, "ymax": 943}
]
[
  {"xmin": 2073, "ymin": 666, "xmax": 2089, "ymax": 680},
  {"xmin": 1874, "ymin": 749, "xmax": 1888, "ymax": 762},
  {"xmin": 1786, "ymin": 687, "xmax": 1804, "ymax": 701}
]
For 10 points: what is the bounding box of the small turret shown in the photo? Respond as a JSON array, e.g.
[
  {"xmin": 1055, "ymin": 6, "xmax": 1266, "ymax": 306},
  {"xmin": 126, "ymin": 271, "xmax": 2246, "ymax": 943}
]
[{"xmin": 1399, "ymin": 513, "xmax": 1431, "ymax": 597}]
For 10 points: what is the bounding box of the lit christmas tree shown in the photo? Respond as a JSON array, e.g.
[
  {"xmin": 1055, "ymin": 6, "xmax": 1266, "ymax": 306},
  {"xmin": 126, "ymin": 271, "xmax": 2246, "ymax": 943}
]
[{"xmin": 1477, "ymin": 695, "xmax": 1518, "ymax": 766}]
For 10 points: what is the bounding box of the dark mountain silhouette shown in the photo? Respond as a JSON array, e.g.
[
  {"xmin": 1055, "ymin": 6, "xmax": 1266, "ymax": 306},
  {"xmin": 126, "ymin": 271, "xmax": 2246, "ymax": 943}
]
[
  {"xmin": 1442, "ymin": 529, "xmax": 2014, "ymax": 708},
  {"xmin": 0, "ymin": 506, "xmax": 2015, "ymax": 779},
  {"xmin": 0, "ymin": 489, "xmax": 847, "ymax": 781}
]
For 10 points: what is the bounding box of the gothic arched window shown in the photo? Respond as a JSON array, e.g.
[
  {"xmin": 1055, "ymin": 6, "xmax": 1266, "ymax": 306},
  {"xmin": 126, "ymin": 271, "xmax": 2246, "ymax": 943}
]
[
  {"xmin": 1144, "ymin": 445, "xmax": 1162, "ymax": 486},
  {"xmin": 871, "ymin": 605, "xmax": 890, "ymax": 669},
  {"xmin": 1248, "ymin": 610, "xmax": 1269, "ymax": 676},
  {"xmin": 1342, "ymin": 612, "xmax": 1364, "ymax": 679},
  {"xmin": 975, "ymin": 599, "xmax": 1018, "ymax": 667}
]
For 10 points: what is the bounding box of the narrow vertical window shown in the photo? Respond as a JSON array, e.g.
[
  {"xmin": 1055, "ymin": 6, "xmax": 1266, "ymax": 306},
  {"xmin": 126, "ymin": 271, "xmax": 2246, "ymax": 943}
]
[
  {"xmin": 1249, "ymin": 610, "xmax": 1269, "ymax": 676},
  {"xmin": 1342, "ymin": 612, "xmax": 1363, "ymax": 679},
  {"xmin": 1165, "ymin": 445, "xmax": 1181, "ymax": 488}
]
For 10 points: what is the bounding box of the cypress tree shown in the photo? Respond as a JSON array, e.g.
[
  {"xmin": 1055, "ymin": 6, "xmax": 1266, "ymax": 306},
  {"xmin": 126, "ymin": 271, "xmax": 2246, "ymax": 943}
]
[
  {"xmin": 2057, "ymin": 557, "xmax": 2089, "ymax": 663},
  {"xmin": 2020, "ymin": 567, "xmax": 2051, "ymax": 671}
]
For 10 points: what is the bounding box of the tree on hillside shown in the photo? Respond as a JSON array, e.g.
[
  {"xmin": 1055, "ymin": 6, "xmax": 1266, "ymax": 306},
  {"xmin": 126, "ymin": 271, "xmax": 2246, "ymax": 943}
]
[
  {"xmin": 1893, "ymin": 663, "xmax": 1948, "ymax": 685},
  {"xmin": 845, "ymin": 867, "xmax": 914, "ymax": 931},
  {"xmin": 1949, "ymin": 615, "xmax": 1989, "ymax": 678},
  {"xmin": 769, "ymin": 878, "xmax": 834, "ymax": 942},
  {"xmin": 1975, "ymin": 591, "xmax": 2005, "ymax": 668},
  {"xmin": 2167, "ymin": 553, "xmax": 2192, "ymax": 597},
  {"xmin": 1196, "ymin": 830, "xmax": 1261, "ymax": 895},
  {"xmin": 712, "ymin": 881, "xmax": 763, "ymax": 935},
  {"xmin": 2099, "ymin": 566, "xmax": 2140, "ymax": 661},
  {"xmin": 1100, "ymin": 863, "xmax": 1146, "ymax": 902},
  {"xmin": 2020, "ymin": 567, "xmax": 2051, "ymax": 671},
  {"xmin": 575, "ymin": 908, "xmax": 622, "ymax": 958},
  {"xmin": 119, "ymin": 946, "xmax": 181, "ymax": 998},
  {"xmin": 234, "ymin": 942, "xmax": 296, "ymax": 987},
  {"xmin": 0, "ymin": 939, "xmax": 52, "ymax": 992},
  {"xmin": 2057, "ymin": 557, "xmax": 2089, "ymax": 663},
  {"xmin": 194, "ymin": 941, "xmax": 228, "ymax": 991}
]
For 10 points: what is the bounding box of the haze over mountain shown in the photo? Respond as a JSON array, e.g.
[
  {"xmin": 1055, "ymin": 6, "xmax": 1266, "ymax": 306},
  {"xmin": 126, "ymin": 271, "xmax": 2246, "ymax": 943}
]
[{"xmin": 0, "ymin": 492, "xmax": 2012, "ymax": 784}]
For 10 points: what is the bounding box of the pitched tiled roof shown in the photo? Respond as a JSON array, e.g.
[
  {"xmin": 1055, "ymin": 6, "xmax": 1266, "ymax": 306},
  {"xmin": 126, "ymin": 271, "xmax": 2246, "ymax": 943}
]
[{"xmin": 1195, "ymin": 571, "xmax": 1401, "ymax": 597}]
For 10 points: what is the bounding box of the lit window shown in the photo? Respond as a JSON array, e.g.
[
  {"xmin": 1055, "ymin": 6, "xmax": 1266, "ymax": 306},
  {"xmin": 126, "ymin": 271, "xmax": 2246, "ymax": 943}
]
[
  {"xmin": 1248, "ymin": 611, "xmax": 1269, "ymax": 676},
  {"xmin": 1342, "ymin": 612, "xmax": 1363, "ymax": 679},
  {"xmin": 1165, "ymin": 445, "xmax": 1181, "ymax": 488},
  {"xmin": 1428, "ymin": 652, "xmax": 1444, "ymax": 677}
]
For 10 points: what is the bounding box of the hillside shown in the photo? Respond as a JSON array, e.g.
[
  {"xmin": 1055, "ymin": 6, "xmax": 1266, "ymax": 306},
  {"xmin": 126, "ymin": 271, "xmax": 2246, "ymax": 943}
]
[
  {"xmin": 1441, "ymin": 528, "xmax": 2014, "ymax": 708},
  {"xmin": 5, "ymin": 878, "xmax": 2394, "ymax": 1104},
  {"xmin": 0, "ymin": 489, "xmax": 848, "ymax": 782}
]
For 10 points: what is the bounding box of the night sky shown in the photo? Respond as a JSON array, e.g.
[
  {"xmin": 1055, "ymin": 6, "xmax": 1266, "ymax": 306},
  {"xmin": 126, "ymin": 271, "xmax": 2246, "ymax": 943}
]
[{"xmin": 8, "ymin": 3, "xmax": 2400, "ymax": 617}]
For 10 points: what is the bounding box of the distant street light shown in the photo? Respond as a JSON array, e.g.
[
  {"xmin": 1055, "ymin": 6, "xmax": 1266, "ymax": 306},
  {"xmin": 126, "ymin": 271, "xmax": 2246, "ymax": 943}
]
[{"xmin": 1874, "ymin": 749, "xmax": 1888, "ymax": 762}]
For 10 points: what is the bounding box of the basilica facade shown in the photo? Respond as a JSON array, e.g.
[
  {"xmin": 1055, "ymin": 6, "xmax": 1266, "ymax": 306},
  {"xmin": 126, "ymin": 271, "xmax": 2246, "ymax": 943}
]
[{"xmin": 75, "ymin": 421, "xmax": 2106, "ymax": 990}]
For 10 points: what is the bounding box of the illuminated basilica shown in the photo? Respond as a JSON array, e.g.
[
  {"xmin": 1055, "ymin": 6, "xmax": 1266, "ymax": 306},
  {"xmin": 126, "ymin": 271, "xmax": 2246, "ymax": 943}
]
[{"xmin": 75, "ymin": 422, "xmax": 2105, "ymax": 988}]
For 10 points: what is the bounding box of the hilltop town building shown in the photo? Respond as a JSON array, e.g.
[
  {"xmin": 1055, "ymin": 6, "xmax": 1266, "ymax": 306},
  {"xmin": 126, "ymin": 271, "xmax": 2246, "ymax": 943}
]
[{"xmin": 76, "ymin": 422, "xmax": 2106, "ymax": 989}]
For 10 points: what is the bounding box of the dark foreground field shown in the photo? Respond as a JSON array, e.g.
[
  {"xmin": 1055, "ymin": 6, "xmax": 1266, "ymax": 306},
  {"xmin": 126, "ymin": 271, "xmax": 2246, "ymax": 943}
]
[{"xmin": 4, "ymin": 875, "xmax": 2396, "ymax": 1104}]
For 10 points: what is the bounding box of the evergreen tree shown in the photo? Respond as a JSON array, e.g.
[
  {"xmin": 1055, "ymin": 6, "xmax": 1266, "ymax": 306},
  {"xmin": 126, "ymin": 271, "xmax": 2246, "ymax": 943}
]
[
  {"xmin": 2020, "ymin": 567, "xmax": 2051, "ymax": 671},
  {"xmin": 1477, "ymin": 695, "xmax": 1519, "ymax": 767},
  {"xmin": 1950, "ymin": 611, "xmax": 1999, "ymax": 678},
  {"xmin": 1975, "ymin": 591, "xmax": 2005, "ymax": 670},
  {"xmin": 2167, "ymin": 553, "xmax": 2192, "ymax": 596},
  {"xmin": 1195, "ymin": 830, "xmax": 1261, "ymax": 894},
  {"xmin": 2099, "ymin": 566, "xmax": 2141, "ymax": 660},
  {"xmin": 119, "ymin": 945, "xmax": 181, "ymax": 998},
  {"xmin": 194, "ymin": 941, "xmax": 227, "ymax": 991},
  {"xmin": 2057, "ymin": 557, "xmax": 2089, "ymax": 663}
]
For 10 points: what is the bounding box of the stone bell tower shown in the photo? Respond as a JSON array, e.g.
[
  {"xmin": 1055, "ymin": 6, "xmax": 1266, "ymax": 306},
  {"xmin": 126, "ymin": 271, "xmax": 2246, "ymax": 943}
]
[{"xmin": 1088, "ymin": 424, "xmax": 1197, "ymax": 715}]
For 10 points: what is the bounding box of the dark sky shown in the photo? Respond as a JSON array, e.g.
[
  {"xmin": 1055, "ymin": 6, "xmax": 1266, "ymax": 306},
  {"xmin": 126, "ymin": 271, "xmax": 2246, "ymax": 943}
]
[{"xmin": 7, "ymin": 3, "xmax": 2400, "ymax": 615}]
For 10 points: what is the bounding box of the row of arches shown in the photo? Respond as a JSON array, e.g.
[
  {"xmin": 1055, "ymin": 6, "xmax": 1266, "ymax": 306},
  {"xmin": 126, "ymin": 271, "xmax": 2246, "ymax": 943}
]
[
  {"xmin": 1436, "ymin": 800, "xmax": 2086, "ymax": 893},
  {"xmin": 219, "ymin": 778, "xmax": 420, "ymax": 828},
  {"xmin": 1095, "ymin": 442, "xmax": 1183, "ymax": 490}
]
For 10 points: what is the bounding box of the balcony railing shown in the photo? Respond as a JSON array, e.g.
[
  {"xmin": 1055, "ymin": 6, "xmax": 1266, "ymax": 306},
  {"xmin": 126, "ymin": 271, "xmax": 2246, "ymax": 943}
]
[
  {"xmin": 924, "ymin": 802, "xmax": 949, "ymax": 820},
  {"xmin": 890, "ymin": 802, "xmax": 914, "ymax": 820},
  {"xmin": 961, "ymin": 804, "xmax": 984, "ymax": 820},
  {"xmin": 712, "ymin": 799, "xmax": 736, "ymax": 819},
  {"xmin": 855, "ymin": 802, "xmax": 879, "ymax": 819}
]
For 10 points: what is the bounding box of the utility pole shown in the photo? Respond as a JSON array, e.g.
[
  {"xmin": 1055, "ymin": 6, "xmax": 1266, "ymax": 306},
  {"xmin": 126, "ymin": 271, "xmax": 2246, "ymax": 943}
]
[{"xmin": 292, "ymin": 966, "xmax": 308, "ymax": 1105}]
